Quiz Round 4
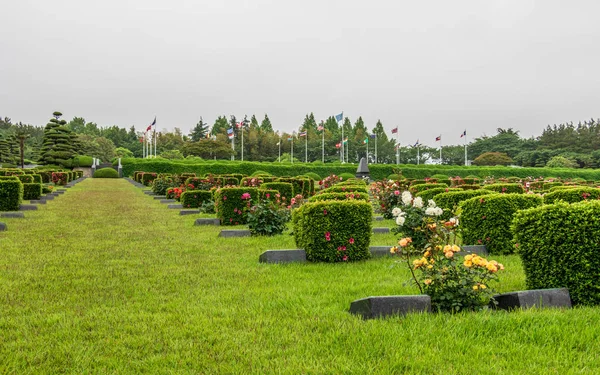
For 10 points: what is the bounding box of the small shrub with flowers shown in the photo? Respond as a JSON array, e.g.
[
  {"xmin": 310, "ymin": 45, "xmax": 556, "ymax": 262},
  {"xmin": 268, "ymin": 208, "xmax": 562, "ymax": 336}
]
[
  {"xmin": 292, "ymin": 200, "xmax": 372, "ymax": 262},
  {"xmin": 141, "ymin": 173, "xmax": 157, "ymax": 186},
  {"xmin": 180, "ymin": 190, "xmax": 213, "ymax": 208},
  {"xmin": 543, "ymin": 187, "xmax": 600, "ymax": 204},
  {"xmin": 246, "ymin": 192, "xmax": 291, "ymax": 236},
  {"xmin": 261, "ymin": 182, "xmax": 294, "ymax": 202},
  {"xmin": 152, "ymin": 177, "xmax": 180, "ymax": 195},
  {"xmin": 482, "ymin": 183, "xmax": 524, "ymax": 194},
  {"xmin": 214, "ymin": 187, "xmax": 260, "ymax": 225},
  {"xmin": 390, "ymin": 191, "xmax": 443, "ymax": 250},
  {"xmin": 51, "ymin": 172, "xmax": 69, "ymax": 186},
  {"xmin": 318, "ymin": 174, "xmax": 342, "ymax": 189},
  {"xmin": 308, "ymin": 191, "xmax": 370, "ymax": 203},
  {"xmin": 166, "ymin": 187, "xmax": 185, "ymax": 201},
  {"xmin": 241, "ymin": 177, "xmax": 263, "ymax": 187},
  {"xmin": 390, "ymin": 210, "xmax": 505, "ymax": 312},
  {"xmin": 369, "ymin": 179, "xmax": 411, "ymax": 219}
]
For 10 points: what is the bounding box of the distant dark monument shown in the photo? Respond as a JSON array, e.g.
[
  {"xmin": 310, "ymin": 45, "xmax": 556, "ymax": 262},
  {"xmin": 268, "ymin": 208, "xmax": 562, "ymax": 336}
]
[{"xmin": 356, "ymin": 157, "xmax": 370, "ymax": 179}]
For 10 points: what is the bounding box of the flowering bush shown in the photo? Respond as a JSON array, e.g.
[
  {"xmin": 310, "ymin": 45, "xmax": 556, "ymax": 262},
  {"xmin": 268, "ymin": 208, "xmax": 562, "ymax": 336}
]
[
  {"xmin": 390, "ymin": 191, "xmax": 443, "ymax": 250},
  {"xmin": 51, "ymin": 172, "xmax": 69, "ymax": 186},
  {"xmin": 318, "ymin": 174, "xmax": 342, "ymax": 189},
  {"xmin": 246, "ymin": 199, "xmax": 290, "ymax": 236},
  {"xmin": 390, "ymin": 214, "xmax": 504, "ymax": 312},
  {"xmin": 369, "ymin": 179, "xmax": 411, "ymax": 218}
]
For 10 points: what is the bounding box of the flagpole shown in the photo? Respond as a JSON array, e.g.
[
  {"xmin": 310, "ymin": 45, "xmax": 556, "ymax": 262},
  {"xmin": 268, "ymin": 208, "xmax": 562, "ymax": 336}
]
[
  {"xmin": 321, "ymin": 123, "xmax": 324, "ymax": 163},
  {"xmin": 241, "ymin": 123, "xmax": 244, "ymax": 162},
  {"xmin": 231, "ymin": 131, "xmax": 234, "ymax": 161},
  {"xmin": 278, "ymin": 138, "xmax": 281, "ymax": 163},
  {"xmin": 305, "ymin": 132, "xmax": 308, "ymax": 163},
  {"xmin": 142, "ymin": 133, "xmax": 145, "ymax": 158},
  {"xmin": 153, "ymin": 125, "xmax": 157, "ymax": 158},
  {"xmin": 291, "ymin": 134, "xmax": 294, "ymax": 164},
  {"xmin": 396, "ymin": 128, "xmax": 400, "ymax": 165},
  {"xmin": 464, "ymin": 132, "xmax": 468, "ymax": 166},
  {"xmin": 341, "ymin": 118, "xmax": 344, "ymax": 164},
  {"xmin": 375, "ymin": 133, "xmax": 377, "ymax": 164},
  {"xmin": 417, "ymin": 144, "xmax": 420, "ymax": 165},
  {"xmin": 440, "ymin": 136, "xmax": 443, "ymax": 163}
]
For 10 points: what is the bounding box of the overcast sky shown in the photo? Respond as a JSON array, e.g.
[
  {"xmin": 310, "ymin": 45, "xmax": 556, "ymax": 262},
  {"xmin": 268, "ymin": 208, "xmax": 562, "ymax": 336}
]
[{"xmin": 2, "ymin": 0, "xmax": 599, "ymax": 147}]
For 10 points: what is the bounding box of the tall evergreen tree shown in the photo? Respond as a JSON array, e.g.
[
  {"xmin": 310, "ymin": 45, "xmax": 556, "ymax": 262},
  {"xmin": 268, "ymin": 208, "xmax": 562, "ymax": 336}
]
[
  {"xmin": 39, "ymin": 111, "xmax": 77, "ymax": 166},
  {"xmin": 190, "ymin": 117, "xmax": 208, "ymax": 141},
  {"xmin": 250, "ymin": 114, "xmax": 259, "ymax": 130},
  {"xmin": 260, "ymin": 114, "xmax": 273, "ymax": 132},
  {"xmin": 211, "ymin": 116, "xmax": 230, "ymax": 136}
]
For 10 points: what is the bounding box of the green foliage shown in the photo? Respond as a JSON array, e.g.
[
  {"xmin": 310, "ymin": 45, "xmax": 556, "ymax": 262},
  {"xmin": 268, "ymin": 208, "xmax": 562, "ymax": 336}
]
[
  {"xmin": 51, "ymin": 172, "xmax": 69, "ymax": 185},
  {"xmin": 93, "ymin": 168, "xmax": 119, "ymax": 178},
  {"xmin": 427, "ymin": 189, "xmax": 493, "ymax": 221},
  {"xmin": 472, "ymin": 152, "xmax": 513, "ymax": 166},
  {"xmin": 72, "ymin": 155, "xmax": 93, "ymax": 167},
  {"xmin": 16, "ymin": 175, "xmax": 34, "ymax": 184},
  {"xmin": 180, "ymin": 190, "xmax": 213, "ymax": 209},
  {"xmin": 261, "ymin": 182, "xmax": 294, "ymax": 201},
  {"xmin": 482, "ymin": 183, "xmax": 524, "ymax": 194},
  {"xmin": 339, "ymin": 172, "xmax": 355, "ymax": 180},
  {"xmin": 214, "ymin": 187, "xmax": 260, "ymax": 225},
  {"xmin": 513, "ymin": 201, "xmax": 600, "ymax": 305},
  {"xmin": 303, "ymin": 172, "xmax": 321, "ymax": 181},
  {"xmin": 22, "ymin": 183, "xmax": 42, "ymax": 200},
  {"xmin": 308, "ymin": 192, "xmax": 370, "ymax": 202},
  {"xmin": 460, "ymin": 194, "xmax": 543, "ymax": 255},
  {"xmin": 545, "ymin": 156, "xmax": 579, "ymax": 168},
  {"xmin": 415, "ymin": 187, "xmax": 461, "ymax": 202},
  {"xmin": 277, "ymin": 177, "xmax": 311, "ymax": 198},
  {"xmin": 318, "ymin": 185, "xmax": 368, "ymax": 195},
  {"xmin": 542, "ymin": 181, "xmax": 563, "ymax": 191},
  {"xmin": 246, "ymin": 200, "xmax": 290, "ymax": 236},
  {"xmin": 251, "ymin": 170, "xmax": 271, "ymax": 176},
  {"xmin": 543, "ymin": 187, "xmax": 600, "ymax": 204},
  {"xmin": 141, "ymin": 172, "xmax": 157, "ymax": 186},
  {"xmin": 292, "ymin": 200, "xmax": 372, "ymax": 262},
  {"xmin": 0, "ymin": 180, "xmax": 23, "ymax": 211},
  {"xmin": 409, "ymin": 183, "xmax": 450, "ymax": 194}
]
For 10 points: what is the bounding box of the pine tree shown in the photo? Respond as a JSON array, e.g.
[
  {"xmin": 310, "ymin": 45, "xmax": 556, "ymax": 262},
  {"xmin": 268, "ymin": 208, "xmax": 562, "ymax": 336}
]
[
  {"xmin": 260, "ymin": 114, "xmax": 273, "ymax": 132},
  {"xmin": 0, "ymin": 134, "xmax": 12, "ymax": 165},
  {"xmin": 211, "ymin": 116, "xmax": 230, "ymax": 136},
  {"xmin": 190, "ymin": 117, "xmax": 208, "ymax": 141},
  {"xmin": 39, "ymin": 111, "xmax": 77, "ymax": 166}
]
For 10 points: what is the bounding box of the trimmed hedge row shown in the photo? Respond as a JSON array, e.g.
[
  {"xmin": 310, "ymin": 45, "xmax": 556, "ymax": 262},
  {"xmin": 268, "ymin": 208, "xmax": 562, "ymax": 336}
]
[
  {"xmin": 261, "ymin": 182, "xmax": 294, "ymax": 201},
  {"xmin": 308, "ymin": 192, "xmax": 370, "ymax": 202},
  {"xmin": 214, "ymin": 187, "xmax": 260, "ymax": 225},
  {"xmin": 513, "ymin": 201, "xmax": 600, "ymax": 305},
  {"xmin": 415, "ymin": 187, "xmax": 461, "ymax": 202},
  {"xmin": 460, "ymin": 193, "xmax": 543, "ymax": 255},
  {"xmin": 23, "ymin": 183, "xmax": 42, "ymax": 200},
  {"xmin": 292, "ymin": 200, "xmax": 373, "ymax": 262},
  {"xmin": 433, "ymin": 189, "xmax": 494, "ymax": 221},
  {"xmin": 0, "ymin": 180, "xmax": 23, "ymax": 211},
  {"xmin": 318, "ymin": 185, "xmax": 368, "ymax": 195},
  {"xmin": 409, "ymin": 183, "xmax": 451, "ymax": 194},
  {"xmin": 543, "ymin": 187, "xmax": 600, "ymax": 204},
  {"xmin": 180, "ymin": 190, "xmax": 213, "ymax": 208},
  {"xmin": 482, "ymin": 183, "xmax": 524, "ymax": 194}
]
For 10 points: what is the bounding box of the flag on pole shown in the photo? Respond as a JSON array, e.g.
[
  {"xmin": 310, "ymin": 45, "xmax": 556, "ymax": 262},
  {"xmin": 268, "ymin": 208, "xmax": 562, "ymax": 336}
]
[
  {"xmin": 335, "ymin": 143, "xmax": 341, "ymax": 148},
  {"xmin": 413, "ymin": 140, "xmax": 420, "ymax": 147},
  {"xmin": 276, "ymin": 141, "xmax": 281, "ymax": 146},
  {"xmin": 435, "ymin": 135, "xmax": 441, "ymax": 142},
  {"xmin": 298, "ymin": 131, "xmax": 307, "ymax": 137},
  {"xmin": 363, "ymin": 137, "xmax": 368, "ymax": 144},
  {"xmin": 236, "ymin": 122, "xmax": 243, "ymax": 128},
  {"xmin": 227, "ymin": 128, "xmax": 234, "ymax": 139},
  {"xmin": 139, "ymin": 137, "xmax": 144, "ymax": 143},
  {"xmin": 391, "ymin": 127, "xmax": 398, "ymax": 134},
  {"xmin": 287, "ymin": 136, "xmax": 293, "ymax": 141},
  {"xmin": 317, "ymin": 124, "xmax": 324, "ymax": 131},
  {"xmin": 335, "ymin": 112, "xmax": 343, "ymax": 122},
  {"xmin": 370, "ymin": 134, "xmax": 376, "ymax": 138},
  {"xmin": 460, "ymin": 130, "xmax": 467, "ymax": 138},
  {"xmin": 146, "ymin": 116, "xmax": 156, "ymax": 132},
  {"xmin": 343, "ymin": 137, "xmax": 348, "ymax": 144}
]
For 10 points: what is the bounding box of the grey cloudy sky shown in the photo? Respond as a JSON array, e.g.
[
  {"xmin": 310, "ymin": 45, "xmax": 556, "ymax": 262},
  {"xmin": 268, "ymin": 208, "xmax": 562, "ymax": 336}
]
[{"xmin": 2, "ymin": 0, "xmax": 599, "ymax": 147}]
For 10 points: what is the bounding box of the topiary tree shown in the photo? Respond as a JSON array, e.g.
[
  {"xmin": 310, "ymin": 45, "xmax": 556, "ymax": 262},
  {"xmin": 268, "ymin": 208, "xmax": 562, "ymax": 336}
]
[
  {"xmin": 545, "ymin": 156, "xmax": 579, "ymax": 168},
  {"xmin": 39, "ymin": 112, "xmax": 77, "ymax": 167},
  {"xmin": 472, "ymin": 152, "xmax": 513, "ymax": 166}
]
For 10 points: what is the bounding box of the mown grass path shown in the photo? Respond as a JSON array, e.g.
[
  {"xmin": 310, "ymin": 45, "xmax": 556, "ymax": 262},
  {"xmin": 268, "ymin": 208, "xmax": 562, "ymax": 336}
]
[{"xmin": 1, "ymin": 179, "xmax": 599, "ymax": 374}]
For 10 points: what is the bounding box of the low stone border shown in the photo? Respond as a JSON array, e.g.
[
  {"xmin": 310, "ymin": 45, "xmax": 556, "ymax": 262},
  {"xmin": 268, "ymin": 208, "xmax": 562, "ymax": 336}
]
[
  {"xmin": 219, "ymin": 229, "xmax": 251, "ymax": 238},
  {"xmin": 168, "ymin": 204, "xmax": 183, "ymax": 209},
  {"xmin": 493, "ymin": 288, "xmax": 571, "ymax": 310},
  {"xmin": 153, "ymin": 196, "xmax": 167, "ymax": 200},
  {"xmin": 43, "ymin": 195, "xmax": 55, "ymax": 200},
  {"xmin": 0, "ymin": 222, "xmax": 6, "ymax": 231},
  {"xmin": 30, "ymin": 200, "xmax": 47, "ymax": 204},
  {"xmin": 0, "ymin": 212, "xmax": 24, "ymax": 218},
  {"xmin": 144, "ymin": 191, "xmax": 156, "ymax": 195},
  {"xmin": 374, "ymin": 216, "xmax": 384, "ymax": 221},
  {"xmin": 180, "ymin": 210, "xmax": 200, "ymax": 215},
  {"xmin": 369, "ymin": 246, "xmax": 393, "ymax": 258},
  {"xmin": 160, "ymin": 199, "xmax": 176, "ymax": 203},
  {"xmin": 372, "ymin": 227, "xmax": 390, "ymax": 234},
  {"xmin": 194, "ymin": 218, "xmax": 221, "ymax": 226},
  {"xmin": 349, "ymin": 295, "xmax": 432, "ymax": 319},
  {"xmin": 19, "ymin": 205, "xmax": 38, "ymax": 211}
]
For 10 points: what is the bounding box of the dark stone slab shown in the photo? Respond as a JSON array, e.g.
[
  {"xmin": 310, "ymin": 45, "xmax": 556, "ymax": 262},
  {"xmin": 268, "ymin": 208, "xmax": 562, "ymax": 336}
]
[
  {"xmin": 374, "ymin": 216, "xmax": 384, "ymax": 221},
  {"xmin": 0, "ymin": 212, "xmax": 24, "ymax": 218},
  {"xmin": 144, "ymin": 191, "xmax": 156, "ymax": 195},
  {"xmin": 29, "ymin": 200, "xmax": 47, "ymax": 204},
  {"xmin": 64, "ymin": 185, "xmax": 72, "ymax": 188},
  {"xmin": 168, "ymin": 204, "xmax": 183, "ymax": 209},
  {"xmin": 369, "ymin": 246, "xmax": 394, "ymax": 258},
  {"xmin": 153, "ymin": 196, "xmax": 167, "ymax": 200},
  {"xmin": 493, "ymin": 288, "xmax": 572, "ymax": 310},
  {"xmin": 180, "ymin": 210, "xmax": 200, "ymax": 215},
  {"xmin": 43, "ymin": 195, "xmax": 55, "ymax": 200},
  {"xmin": 194, "ymin": 218, "xmax": 221, "ymax": 226},
  {"xmin": 219, "ymin": 229, "xmax": 251, "ymax": 237},
  {"xmin": 457, "ymin": 245, "xmax": 488, "ymax": 257},
  {"xmin": 0, "ymin": 222, "xmax": 6, "ymax": 231},
  {"xmin": 259, "ymin": 249, "xmax": 307, "ymax": 264},
  {"xmin": 55, "ymin": 190, "xmax": 66, "ymax": 194},
  {"xmin": 160, "ymin": 199, "xmax": 176, "ymax": 203},
  {"xmin": 373, "ymin": 227, "xmax": 390, "ymax": 234},
  {"xmin": 19, "ymin": 204, "xmax": 38, "ymax": 211},
  {"xmin": 350, "ymin": 295, "xmax": 431, "ymax": 319}
]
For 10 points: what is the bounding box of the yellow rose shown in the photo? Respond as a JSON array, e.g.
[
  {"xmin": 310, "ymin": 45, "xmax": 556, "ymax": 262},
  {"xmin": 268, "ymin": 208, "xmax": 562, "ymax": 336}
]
[
  {"xmin": 473, "ymin": 285, "xmax": 479, "ymax": 290},
  {"xmin": 451, "ymin": 245, "xmax": 461, "ymax": 252},
  {"xmin": 480, "ymin": 284, "xmax": 487, "ymax": 289},
  {"xmin": 424, "ymin": 279, "xmax": 433, "ymax": 285},
  {"xmin": 427, "ymin": 265, "xmax": 433, "ymax": 269},
  {"xmin": 424, "ymin": 250, "xmax": 431, "ymax": 257},
  {"xmin": 463, "ymin": 260, "xmax": 472, "ymax": 268},
  {"xmin": 486, "ymin": 263, "xmax": 498, "ymax": 273},
  {"xmin": 398, "ymin": 238, "xmax": 412, "ymax": 247},
  {"xmin": 443, "ymin": 245, "xmax": 452, "ymax": 253},
  {"xmin": 444, "ymin": 251, "xmax": 454, "ymax": 259},
  {"xmin": 464, "ymin": 254, "xmax": 473, "ymax": 261},
  {"xmin": 390, "ymin": 246, "xmax": 398, "ymax": 254}
]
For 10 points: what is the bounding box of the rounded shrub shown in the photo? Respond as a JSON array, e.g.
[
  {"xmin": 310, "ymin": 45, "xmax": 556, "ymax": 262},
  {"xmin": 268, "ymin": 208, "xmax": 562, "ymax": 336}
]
[
  {"xmin": 318, "ymin": 185, "xmax": 368, "ymax": 195},
  {"xmin": 415, "ymin": 187, "xmax": 461, "ymax": 202},
  {"xmin": 409, "ymin": 183, "xmax": 450, "ymax": 194},
  {"xmin": 549, "ymin": 185, "xmax": 580, "ymax": 192},
  {"xmin": 0, "ymin": 180, "xmax": 23, "ymax": 211},
  {"xmin": 303, "ymin": 172, "xmax": 322, "ymax": 181},
  {"xmin": 17, "ymin": 175, "xmax": 34, "ymax": 184},
  {"xmin": 23, "ymin": 183, "xmax": 42, "ymax": 200},
  {"xmin": 308, "ymin": 192, "xmax": 369, "ymax": 203},
  {"xmin": 542, "ymin": 181, "xmax": 563, "ymax": 191},
  {"xmin": 93, "ymin": 168, "xmax": 119, "ymax": 178},
  {"xmin": 180, "ymin": 190, "xmax": 213, "ymax": 209},
  {"xmin": 214, "ymin": 187, "xmax": 260, "ymax": 225},
  {"xmin": 460, "ymin": 193, "xmax": 543, "ymax": 255},
  {"xmin": 482, "ymin": 183, "xmax": 524, "ymax": 194},
  {"xmin": 251, "ymin": 170, "xmax": 271, "ymax": 177},
  {"xmin": 292, "ymin": 200, "xmax": 373, "ymax": 262},
  {"xmin": 261, "ymin": 182, "xmax": 294, "ymax": 201},
  {"xmin": 543, "ymin": 187, "xmax": 600, "ymax": 204},
  {"xmin": 141, "ymin": 172, "xmax": 157, "ymax": 185},
  {"xmin": 513, "ymin": 201, "xmax": 600, "ymax": 305}
]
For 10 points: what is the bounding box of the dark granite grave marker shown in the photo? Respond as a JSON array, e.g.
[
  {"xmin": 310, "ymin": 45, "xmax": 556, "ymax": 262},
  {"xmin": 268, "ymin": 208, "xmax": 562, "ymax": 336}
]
[
  {"xmin": 194, "ymin": 218, "xmax": 221, "ymax": 226},
  {"xmin": 0, "ymin": 212, "xmax": 24, "ymax": 218},
  {"xmin": 350, "ymin": 295, "xmax": 431, "ymax": 319},
  {"xmin": 180, "ymin": 210, "xmax": 200, "ymax": 215},
  {"xmin": 373, "ymin": 227, "xmax": 390, "ymax": 234},
  {"xmin": 493, "ymin": 288, "xmax": 571, "ymax": 310}
]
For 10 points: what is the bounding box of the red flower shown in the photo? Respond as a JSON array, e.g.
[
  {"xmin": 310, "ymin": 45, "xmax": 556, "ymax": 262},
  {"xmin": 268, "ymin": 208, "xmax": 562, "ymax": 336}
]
[
  {"xmin": 342, "ymin": 255, "xmax": 348, "ymax": 261},
  {"xmin": 348, "ymin": 238, "xmax": 354, "ymax": 244},
  {"xmin": 323, "ymin": 210, "xmax": 327, "ymax": 215},
  {"xmin": 325, "ymin": 232, "xmax": 331, "ymax": 241}
]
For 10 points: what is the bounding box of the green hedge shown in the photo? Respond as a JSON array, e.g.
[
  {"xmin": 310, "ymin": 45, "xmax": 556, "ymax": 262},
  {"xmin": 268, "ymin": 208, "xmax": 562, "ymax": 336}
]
[
  {"xmin": 277, "ymin": 177, "xmax": 311, "ymax": 198},
  {"xmin": 308, "ymin": 192, "xmax": 370, "ymax": 203},
  {"xmin": 549, "ymin": 185, "xmax": 580, "ymax": 192},
  {"xmin": 23, "ymin": 183, "xmax": 42, "ymax": 200},
  {"xmin": 0, "ymin": 176, "xmax": 19, "ymax": 181},
  {"xmin": 0, "ymin": 180, "xmax": 23, "ymax": 211},
  {"xmin": 409, "ymin": 183, "xmax": 451, "ymax": 194},
  {"xmin": 543, "ymin": 181, "xmax": 563, "ymax": 190},
  {"xmin": 31, "ymin": 174, "xmax": 42, "ymax": 184},
  {"xmin": 415, "ymin": 187, "xmax": 461, "ymax": 202},
  {"xmin": 318, "ymin": 185, "xmax": 368, "ymax": 195},
  {"xmin": 93, "ymin": 168, "xmax": 119, "ymax": 178},
  {"xmin": 141, "ymin": 172, "xmax": 157, "ymax": 186},
  {"xmin": 241, "ymin": 176, "xmax": 263, "ymax": 187},
  {"xmin": 259, "ymin": 189, "xmax": 280, "ymax": 202},
  {"xmin": 513, "ymin": 201, "xmax": 600, "ymax": 305},
  {"xmin": 543, "ymin": 187, "xmax": 600, "ymax": 204},
  {"xmin": 214, "ymin": 187, "xmax": 260, "ymax": 225},
  {"xmin": 460, "ymin": 194, "xmax": 543, "ymax": 255},
  {"xmin": 433, "ymin": 189, "xmax": 494, "ymax": 221},
  {"xmin": 261, "ymin": 182, "xmax": 294, "ymax": 201},
  {"xmin": 292, "ymin": 200, "xmax": 372, "ymax": 262},
  {"xmin": 482, "ymin": 183, "xmax": 524, "ymax": 194},
  {"xmin": 51, "ymin": 172, "xmax": 69, "ymax": 185},
  {"xmin": 16, "ymin": 175, "xmax": 34, "ymax": 184},
  {"xmin": 180, "ymin": 190, "xmax": 213, "ymax": 209}
]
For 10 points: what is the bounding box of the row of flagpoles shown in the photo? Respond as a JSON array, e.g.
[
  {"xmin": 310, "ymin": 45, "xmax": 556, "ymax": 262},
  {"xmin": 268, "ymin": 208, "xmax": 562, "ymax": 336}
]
[{"xmin": 143, "ymin": 114, "xmax": 469, "ymax": 165}]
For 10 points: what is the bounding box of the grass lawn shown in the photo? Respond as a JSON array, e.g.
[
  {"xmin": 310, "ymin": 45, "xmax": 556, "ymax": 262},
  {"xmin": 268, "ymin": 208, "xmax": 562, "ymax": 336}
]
[{"xmin": 1, "ymin": 178, "xmax": 599, "ymax": 374}]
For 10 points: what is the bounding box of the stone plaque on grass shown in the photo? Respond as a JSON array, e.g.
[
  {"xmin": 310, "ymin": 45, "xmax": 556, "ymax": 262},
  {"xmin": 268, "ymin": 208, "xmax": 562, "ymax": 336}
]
[
  {"xmin": 0, "ymin": 222, "xmax": 6, "ymax": 231},
  {"xmin": 180, "ymin": 210, "xmax": 200, "ymax": 215},
  {"xmin": 259, "ymin": 250, "xmax": 307, "ymax": 264},
  {"xmin": 372, "ymin": 227, "xmax": 390, "ymax": 234},
  {"xmin": 350, "ymin": 295, "xmax": 431, "ymax": 319},
  {"xmin": 493, "ymin": 288, "xmax": 571, "ymax": 310},
  {"xmin": 219, "ymin": 229, "xmax": 251, "ymax": 238},
  {"xmin": 194, "ymin": 218, "xmax": 221, "ymax": 226},
  {"xmin": 0, "ymin": 212, "xmax": 24, "ymax": 218},
  {"xmin": 19, "ymin": 205, "xmax": 38, "ymax": 211}
]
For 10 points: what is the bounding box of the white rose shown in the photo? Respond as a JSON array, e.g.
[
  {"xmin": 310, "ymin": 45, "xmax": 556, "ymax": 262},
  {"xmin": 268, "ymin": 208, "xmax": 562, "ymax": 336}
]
[
  {"xmin": 425, "ymin": 207, "xmax": 436, "ymax": 216},
  {"xmin": 434, "ymin": 207, "xmax": 443, "ymax": 216},
  {"xmin": 413, "ymin": 197, "xmax": 423, "ymax": 208},
  {"xmin": 401, "ymin": 191, "xmax": 413, "ymax": 206},
  {"xmin": 428, "ymin": 199, "xmax": 437, "ymax": 208},
  {"xmin": 396, "ymin": 215, "xmax": 406, "ymax": 226},
  {"xmin": 391, "ymin": 207, "xmax": 402, "ymax": 217}
]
